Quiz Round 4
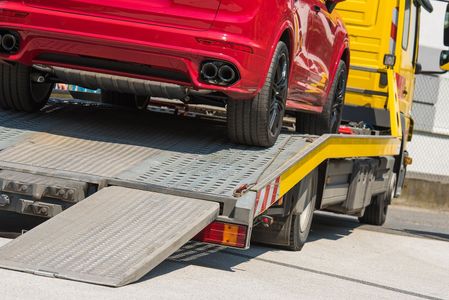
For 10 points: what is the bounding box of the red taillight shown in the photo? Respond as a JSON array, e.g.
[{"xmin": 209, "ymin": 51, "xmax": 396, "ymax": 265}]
[
  {"xmin": 194, "ymin": 221, "xmax": 248, "ymax": 248},
  {"xmin": 196, "ymin": 38, "xmax": 253, "ymax": 54}
]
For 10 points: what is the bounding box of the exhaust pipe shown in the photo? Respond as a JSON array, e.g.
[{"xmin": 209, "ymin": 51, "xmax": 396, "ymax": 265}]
[
  {"xmin": 201, "ymin": 62, "xmax": 219, "ymax": 80},
  {"xmin": 218, "ymin": 65, "xmax": 236, "ymax": 84},
  {"xmin": 1, "ymin": 34, "xmax": 17, "ymax": 52}
]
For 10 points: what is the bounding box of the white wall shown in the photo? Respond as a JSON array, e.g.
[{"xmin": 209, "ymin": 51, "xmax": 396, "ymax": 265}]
[{"xmin": 409, "ymin": 0, "xmax": 449, "ymax": 180}]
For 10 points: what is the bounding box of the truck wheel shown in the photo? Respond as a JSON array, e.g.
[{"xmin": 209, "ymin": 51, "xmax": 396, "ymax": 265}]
[
  {"xmin": 296, "ymin": 60, "xmax": 347, "ymax": 135},
  {"xmin": 359, "ymin": 174, "xmax": 396, "ymax": 226},
  {"xmin": 227, "ymin": 41, "xmax": 289, "ymax": 147},
  {"xmin": 0, "ymin": 63, "xmax": 53, "ymax": 112},
  {"xmin": 287, "ymin": 169, "xmax": 318, "ymax": 251}
]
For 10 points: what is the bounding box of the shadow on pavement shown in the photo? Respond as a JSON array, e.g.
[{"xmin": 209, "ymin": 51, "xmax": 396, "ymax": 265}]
[
  {"xmin": 140, "ymin": 212, "xmax": 362, "ymax": 282},
  {"xmin": 2, "ymin": 208, "xmax": 447, "ymax": 285},
  {"xmin": 399, "ymin": 229, "xmax": 449, "ymax": 242},
  {"xmin": 308, "ymin": 212, "xmax": 360, "ymax": 242}
]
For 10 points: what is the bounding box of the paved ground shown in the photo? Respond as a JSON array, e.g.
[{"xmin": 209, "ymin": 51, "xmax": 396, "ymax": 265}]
[{"xmin": 0, "ymin": 205, "xmax": 448, "ymax": 300}]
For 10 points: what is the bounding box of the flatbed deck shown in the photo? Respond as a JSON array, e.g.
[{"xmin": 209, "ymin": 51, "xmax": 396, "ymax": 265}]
[
  {"xmin": 0, "ymin": 100, "xmax": 402, "ymax": 285},
  {"xmin": 0, "ymin": 100, "xmax": 401, "ymax": 222},
  {"xmin": 0, "ymin": 101, "xmax": 312, "ymax": 213}
]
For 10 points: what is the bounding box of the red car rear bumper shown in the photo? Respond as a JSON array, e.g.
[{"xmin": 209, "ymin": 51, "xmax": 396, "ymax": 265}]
[{"xmin": 0, "ymin": 2, "xmax": 268, "ymax": 99}]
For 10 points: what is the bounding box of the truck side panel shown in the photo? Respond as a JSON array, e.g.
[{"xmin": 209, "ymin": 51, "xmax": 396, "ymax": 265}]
[{"xmin": 336, "ymin": 0, "xmax": 395, "ymax": 109}]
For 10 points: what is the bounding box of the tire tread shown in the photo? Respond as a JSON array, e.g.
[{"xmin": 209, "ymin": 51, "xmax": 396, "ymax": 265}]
[
  {"xmin": 0, "ymin": 64, "xmax": 51, "ymax": 112},
  {"xmin": 296, "ymin": 60, "xmax": 347, "ymax": 135},
  {"xmin": 228, "ymin": 42, "xmax": 288, "ymax": 147}
]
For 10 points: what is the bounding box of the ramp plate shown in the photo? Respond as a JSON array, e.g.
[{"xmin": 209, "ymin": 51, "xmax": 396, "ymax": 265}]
[{"xmin": 0, "ymin": 186, "xmax": 219, "ymax": 286}]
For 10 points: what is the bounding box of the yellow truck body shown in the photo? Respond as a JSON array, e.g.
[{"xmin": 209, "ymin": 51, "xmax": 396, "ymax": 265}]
[{"xmin": 336, "ymin": 0, "xmax": 421, "ymax": 137}]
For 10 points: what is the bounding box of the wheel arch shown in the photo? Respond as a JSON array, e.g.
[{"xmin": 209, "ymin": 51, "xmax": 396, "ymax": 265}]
[
  {"xmin": 325, "ymin": 33, "xmax": 350, "ymax": 96},
  {"xmin": 341, "ymin": 47, "xmax": 350, "ymax": 72},
  {"xmin": 279, "ymin": 27, "xmax": 295, "ymax": 73},
  {"xmin": 261, "ymin": 22, "xmax": 295, "ymax": 89}
]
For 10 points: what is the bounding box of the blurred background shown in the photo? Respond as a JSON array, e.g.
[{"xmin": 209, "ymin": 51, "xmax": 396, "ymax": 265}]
[{"xmin": 398, "ymin": 0, "xmax": 449, "ymax": 209}]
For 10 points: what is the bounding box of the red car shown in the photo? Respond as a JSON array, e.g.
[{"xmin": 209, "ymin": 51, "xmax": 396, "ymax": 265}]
[{"xmin": 0, "ymin": 0, "xmax": 349, "ymax": 147}]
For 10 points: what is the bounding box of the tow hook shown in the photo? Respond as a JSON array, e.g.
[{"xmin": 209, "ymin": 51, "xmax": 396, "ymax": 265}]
[
  {"xmin": 255, "ymin": 215, "xmax": 274, "ymax": 228},
  {"xmin": 233, "ymin": 183, "xmax": 256, "ymax": 197}
]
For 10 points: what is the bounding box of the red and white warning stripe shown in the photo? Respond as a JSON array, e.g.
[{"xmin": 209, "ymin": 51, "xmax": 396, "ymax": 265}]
[
  {"xmin": 390, "ymin": 7, "xmax": 399, "ymax": 55},
  {"xmin": 254, "ymin": 177, "xmax": 280, "ymax": 216}
]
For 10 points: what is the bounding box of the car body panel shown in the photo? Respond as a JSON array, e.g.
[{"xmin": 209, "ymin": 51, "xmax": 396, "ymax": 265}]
[
  {"xmin": 24, "ymin": 0, "xmax": 221, "ymax": 30},
  {"xmin": 0, "ymin": 0, "xmax": 349, "ymax": 111}
]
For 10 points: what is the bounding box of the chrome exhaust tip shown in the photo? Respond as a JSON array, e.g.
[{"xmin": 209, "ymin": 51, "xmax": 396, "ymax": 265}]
[
  {"xmin": 218, "ymin": 65, "xmax": 236, "ymax": 84},
  {"xmin": 200, "ymin": 61, "xmax": 239, "ymax": 86},
  {"xmin": 1, "ymin": 33, "xmax": 18, "ymax": 52},
  {"xmin": 201, "ymin": 62, "xmax": 219, "ymax": 80}
]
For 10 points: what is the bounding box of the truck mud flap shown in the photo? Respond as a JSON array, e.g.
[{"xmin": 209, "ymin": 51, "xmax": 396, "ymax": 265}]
[{"xmin": 0, "ymin": 186, "xmax": 219, "ymax": 287}]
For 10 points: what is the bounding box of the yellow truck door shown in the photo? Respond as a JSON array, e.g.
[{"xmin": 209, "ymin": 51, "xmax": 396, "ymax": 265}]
[
  {"xmin": 336, "ymin": 0, "xmax": 396, "ymax": 110},
  {"xmin": 396, "ymin": 0, "xmax": 420, "ymax": 117}
]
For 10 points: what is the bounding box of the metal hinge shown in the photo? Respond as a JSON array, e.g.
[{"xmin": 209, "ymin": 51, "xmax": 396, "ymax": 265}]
[{"xmin": 34, "ymin": 270, "xmax": 57, "ymax": 278}]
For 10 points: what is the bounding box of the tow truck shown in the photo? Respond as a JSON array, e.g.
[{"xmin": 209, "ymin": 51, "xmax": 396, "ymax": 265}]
[{"xmin": 0, "ymin": 0, "xmax": 444, "ymax": 287}]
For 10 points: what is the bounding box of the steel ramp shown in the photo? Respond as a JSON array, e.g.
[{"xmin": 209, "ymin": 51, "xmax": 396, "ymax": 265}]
[{"xmin": 0, "ymin": 186, "xmax": 219, "ymax": 286}]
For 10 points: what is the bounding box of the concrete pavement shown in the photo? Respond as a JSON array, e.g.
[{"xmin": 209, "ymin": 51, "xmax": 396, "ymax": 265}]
[{"xmin": 0, "ymin": 206, "xmax": 448, "ymax": 300}]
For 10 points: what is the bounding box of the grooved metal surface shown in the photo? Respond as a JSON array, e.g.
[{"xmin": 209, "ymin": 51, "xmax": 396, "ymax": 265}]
[
  {"xmin": 0, "ymin": 104, "xmax": 312, "ymax": 199},
  {"xmin": 0, "ymin": 186, "xmax": 219, "ymax": 286},
  {"xmin": 118, "ymin": 134, "xmax": 297, "ymax": 197},
  {"xmin": 0, "ymin": 133, "xmax": 159, "ymax": 177}
]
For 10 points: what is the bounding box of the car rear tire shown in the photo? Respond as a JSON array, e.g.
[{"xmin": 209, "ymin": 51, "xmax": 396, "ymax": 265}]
[
  {"xmin": 227, "ymin": 41, "xmax": 290, "ymax": 147},
  {"xmin": 0, "ymin": 63, "xmax": 53, "ymax": 112},
  {"xmin": 296, "ymin": 60, "xmax": 347, "ymax": 135}
]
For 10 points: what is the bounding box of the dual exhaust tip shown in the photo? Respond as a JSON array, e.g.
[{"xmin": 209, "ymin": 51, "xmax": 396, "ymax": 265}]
[
  {"xmin": 201, "ymin": 61, "xmax": 239, "ymax": 86},
  {"xmin": 0, "ymin": 31, "xmax": 19, "ymax": 53}
]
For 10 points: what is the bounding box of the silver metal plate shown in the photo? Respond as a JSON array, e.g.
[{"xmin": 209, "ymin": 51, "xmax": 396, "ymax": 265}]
[
  {"xmin": 0, "ymin": 186, "xmax": 219, "ymax": 286},
  {"xmin": 0, "ymin": 105, "xmax": 311, "ymax": 200}
]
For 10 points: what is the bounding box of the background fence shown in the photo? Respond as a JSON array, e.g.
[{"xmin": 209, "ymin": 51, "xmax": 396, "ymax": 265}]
[{"xmin": 407, "ymin": 72, "xmax": 449, "ymax": 183}]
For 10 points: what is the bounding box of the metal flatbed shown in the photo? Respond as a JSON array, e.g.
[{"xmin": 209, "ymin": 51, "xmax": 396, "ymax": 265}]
[{"xmin": 0, "ymin": 100, "xmax": 401, "ymax": 286}]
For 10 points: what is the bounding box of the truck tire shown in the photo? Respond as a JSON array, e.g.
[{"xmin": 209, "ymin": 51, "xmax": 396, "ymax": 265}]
[
  {"xmin": 287, "ymin": 169, "xmax": 318, "ymax": 251},
  {"xmin": 296, "ymin": 60, "xmax": 347, "ymax": 135},
  {"xmin": 0, "ymin": 63, "xmax": 53, "ymax": 112},
  {"xmin": 359, "ymin": 174, "xmax": 396, "ymax": 226},
  {"xmin": 227, "ymin": 41, "xmax": 289, "ymax": 147}
]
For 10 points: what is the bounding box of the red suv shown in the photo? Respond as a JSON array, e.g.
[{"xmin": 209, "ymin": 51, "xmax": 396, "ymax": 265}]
[{"xmin": 0, "ymin": 0, "xmax": 349, "ymax": 147}]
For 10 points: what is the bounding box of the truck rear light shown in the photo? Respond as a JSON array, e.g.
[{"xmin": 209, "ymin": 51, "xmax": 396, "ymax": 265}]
[{"xmin": 194, "ymin": 221, "xmax": 247, "ymax": 248}]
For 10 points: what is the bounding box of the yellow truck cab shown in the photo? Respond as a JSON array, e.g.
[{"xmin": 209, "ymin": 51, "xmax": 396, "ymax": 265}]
[{"xmin": 336, "ymin": 0, "xmax": 436, "ymax": 195}]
